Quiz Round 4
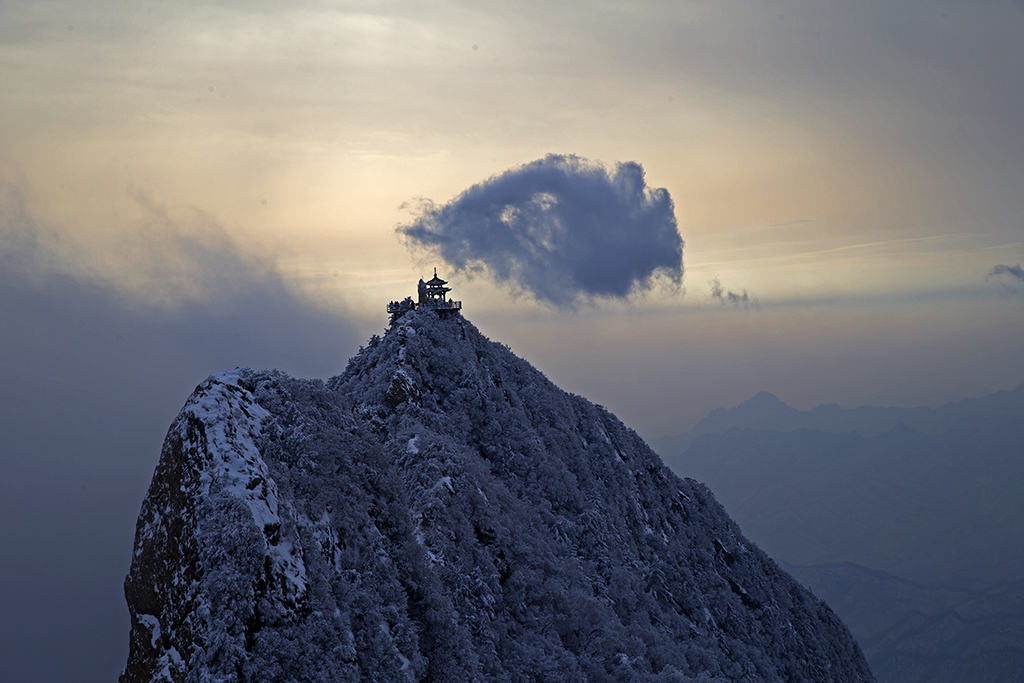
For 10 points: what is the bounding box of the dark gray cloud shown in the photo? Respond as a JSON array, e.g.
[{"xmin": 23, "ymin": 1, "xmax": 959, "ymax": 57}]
[
  {"xmin": 398, "ymin": 154, "xmax": 683, "ymax": 307},
  {"xmin": 710, "ymin": 276, "xmax": 754, "ymax": 309},
  {"xmin": 0, "ymin": 187, "xmax": 363, "ymax": 683},
  {"xmin": 988, "ymin": 263, "xmax": 1024, "ymax": 285}
]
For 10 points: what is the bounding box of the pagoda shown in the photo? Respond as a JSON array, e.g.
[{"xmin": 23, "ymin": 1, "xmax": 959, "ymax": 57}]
[{"xmin": 387, "ymin": 268, "xmax": 462, "ymax": 322}]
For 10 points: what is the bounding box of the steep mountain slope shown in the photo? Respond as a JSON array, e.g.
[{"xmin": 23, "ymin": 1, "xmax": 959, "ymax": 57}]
[{"xmin": 122, "ymin": 309, "xmax": 873, "ymax": 682}]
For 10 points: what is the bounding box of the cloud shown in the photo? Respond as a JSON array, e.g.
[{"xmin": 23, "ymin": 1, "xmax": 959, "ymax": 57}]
[
  {"xmin": 988, "ymin": 263, "xmax": 1024, "ymax": 285},
  {"xmin": 709, "ymin": 276, "xmax": 755, "ymax": 309},
  {"xmin": 398, "ymin": 154, "xmax": 683, "ymax": 308},
  {"xmin": 0, "ymin": 185, "xmax": 362, "ymax": 683}
]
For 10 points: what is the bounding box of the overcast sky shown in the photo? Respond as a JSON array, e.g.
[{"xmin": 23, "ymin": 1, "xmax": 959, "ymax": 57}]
[{"xmin": 2, "ymin": 1, "xmax": 1024, "ymax": 681}]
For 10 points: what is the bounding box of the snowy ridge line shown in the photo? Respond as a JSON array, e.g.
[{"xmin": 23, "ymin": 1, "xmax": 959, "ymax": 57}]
[{"xmin": 179, "ymin": 369, "xmax": 307, "ymax": 601}]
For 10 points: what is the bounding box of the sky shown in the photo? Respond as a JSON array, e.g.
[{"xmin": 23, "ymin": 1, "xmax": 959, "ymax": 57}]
[{"xmin": 2, "ymin": 1, "xmax": 1024, "ymax": 681}]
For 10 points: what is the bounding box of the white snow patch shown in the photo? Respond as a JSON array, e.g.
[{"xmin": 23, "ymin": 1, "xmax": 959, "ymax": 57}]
[
  {"xmin": 137, "ymin": 613, "xmax": 161, "ymax": 649},
  {"xmin": 412, "ymin": 514, "xmax": 444, "ymax": 565},
  {"xmin": 151, "ymin": 644, "xmax": 184, "ymax": 683},
  {"xmin": 415, "ymin": 529, "xmax": 444, "ymax": 565},
  {"xmin": 379, "ymin": 622, "xmax": 413, "ymax": 672},
  {"xmin": 180, "ymin": 369, "xmax": 307, "ymax": 602},
  {"xmin": 407, "ymin": 436, "xmax": 419, "ymax": 454},
  {"xmin": 430, "ymin": 476, "xmax": 454, "ymax": 495}
]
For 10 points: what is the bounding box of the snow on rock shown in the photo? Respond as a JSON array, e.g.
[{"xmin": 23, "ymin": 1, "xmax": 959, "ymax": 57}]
[
  {"xmin": 122, "ymin": 370, "xmax": 309, "ymax": 683},
  {"xmin": 184, "ymin": 370, "xmax": 307, "ymax": 601}
]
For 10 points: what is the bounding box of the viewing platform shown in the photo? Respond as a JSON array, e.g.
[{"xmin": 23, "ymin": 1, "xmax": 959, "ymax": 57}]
[{"xmin": 388, "ymin": 269, "xmax": 462, "ymax": 321}]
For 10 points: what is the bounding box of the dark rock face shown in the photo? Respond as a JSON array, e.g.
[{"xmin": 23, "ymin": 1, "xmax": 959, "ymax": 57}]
[{"xmin": 122, "ymin": 311, "xmax": 874, "ymax": 682}]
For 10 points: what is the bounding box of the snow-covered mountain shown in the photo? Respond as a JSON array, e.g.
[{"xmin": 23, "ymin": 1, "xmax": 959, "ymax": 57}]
[{"xmin": 121, "ymin": 309, "xmax": 873, "ymax": 682}]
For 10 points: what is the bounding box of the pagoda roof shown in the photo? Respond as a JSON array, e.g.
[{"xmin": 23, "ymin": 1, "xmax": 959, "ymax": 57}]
[{"xmin": 425, "ymin": 268, "xmax": 448, "ymax": 286}]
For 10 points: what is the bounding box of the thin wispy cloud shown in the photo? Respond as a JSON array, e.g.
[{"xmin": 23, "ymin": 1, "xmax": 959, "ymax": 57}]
[
  {"xmin": 709, "ymin": 276, "xmax": 755, "ymax": 309},
  {"xmin": 988, "ymin": 263, "xmax": 1024, "ymax": 285},
  {"xmin": 398, "ymin": 154, "xmax": 683, "ymax": 308}
]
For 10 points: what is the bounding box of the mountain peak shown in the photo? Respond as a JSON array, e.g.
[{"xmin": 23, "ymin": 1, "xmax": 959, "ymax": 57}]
[
  {"xmin": 121, "ymin": 303, "xmax": 874, "ymax": 682},
  {"xmin": 694, "ymin": 391, "xmax": 799, "ymax": 435},
  {"xmin": 742, "ymin": 391, "xmax": 788, "ymax": 408}
]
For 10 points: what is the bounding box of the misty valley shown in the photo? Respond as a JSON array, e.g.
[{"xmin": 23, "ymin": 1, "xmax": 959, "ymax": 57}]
[{"xmin": 658, "ymin": 387, "xmax": 1024, "ymax": 682}]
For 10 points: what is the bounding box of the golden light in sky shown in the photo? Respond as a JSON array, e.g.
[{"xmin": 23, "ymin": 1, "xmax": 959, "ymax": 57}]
[{"xmin": 2, "ymin": 0, "xmax": 1023, "ymax": 431}]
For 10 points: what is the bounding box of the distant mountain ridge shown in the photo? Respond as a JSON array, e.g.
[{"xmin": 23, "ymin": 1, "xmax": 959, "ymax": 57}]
[
  {"xmin": 780, "ymin": 561, "xmax": 1024, "ymax": 683},
  {"xmin": 691, "ymin": 385, "xmax": 1024, "ymax": 438},
  {"xmin": 121, "ymin": 309, "xmax": 873, "ymax": 682},
  {"xmin": 670, "ymin": 415, "xmax": 1024, "ymax": 584},
  {"xmin": 661, "ymin": 385, "xmax": 1024, "ymax": 683}
]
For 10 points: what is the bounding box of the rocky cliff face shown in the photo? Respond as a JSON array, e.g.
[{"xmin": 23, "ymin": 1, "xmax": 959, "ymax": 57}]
[{"xmin": 122, "ymin": 310, "xmax": 874, "ymax": 682}]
